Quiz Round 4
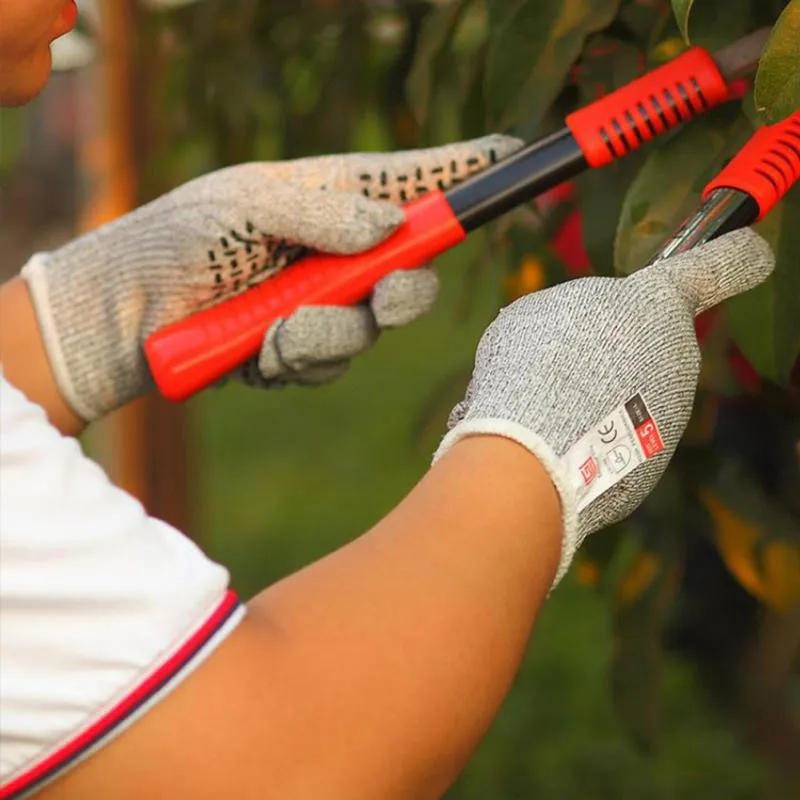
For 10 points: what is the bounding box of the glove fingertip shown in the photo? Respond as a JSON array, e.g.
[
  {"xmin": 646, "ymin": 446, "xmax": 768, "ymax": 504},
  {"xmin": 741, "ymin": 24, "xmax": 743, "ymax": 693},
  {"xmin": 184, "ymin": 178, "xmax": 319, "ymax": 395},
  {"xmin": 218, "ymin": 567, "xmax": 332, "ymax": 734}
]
[
  {"xmin": 290, "ymin": 190, "xmax": 405, "ymax": 256},
  {"xmin": 657, "ymin": 227, "xmax": 776, "ymax": 315},
  {"xmin": 278, "ymin": 305, "xmax": 378, "ymax": 368},
  {"xmin": 338, "ymin": 196, "xmax": 405, "ymax": 254},
  {"xmin": 697, "ymin": 228, "xmax": 775, "ymax": 312},
  {"xmin": 732, "ymin": 226, "xmax": 775, "ymax": 280},
  {"xmin": 473, "ymin": 133, "xmax": 525, "ymax": 162},
  {"xmin": 372, "ymin": 268, "xmax": 439, "ymax": 328},
  {"xmin": 292, "ymin": 360, "xmax": 351, "ymax": 387},
  {"xmin": 257, "ymin": 319, "xmax": 286, "ymax": 381}
]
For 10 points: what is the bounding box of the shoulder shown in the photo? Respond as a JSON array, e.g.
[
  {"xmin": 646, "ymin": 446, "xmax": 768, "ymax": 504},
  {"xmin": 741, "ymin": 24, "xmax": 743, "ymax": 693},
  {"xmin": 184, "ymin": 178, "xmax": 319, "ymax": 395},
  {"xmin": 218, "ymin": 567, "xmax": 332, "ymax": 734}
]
[{"xmin": 0, "ymin": 371, "xmax": 244, "ymax": 798}]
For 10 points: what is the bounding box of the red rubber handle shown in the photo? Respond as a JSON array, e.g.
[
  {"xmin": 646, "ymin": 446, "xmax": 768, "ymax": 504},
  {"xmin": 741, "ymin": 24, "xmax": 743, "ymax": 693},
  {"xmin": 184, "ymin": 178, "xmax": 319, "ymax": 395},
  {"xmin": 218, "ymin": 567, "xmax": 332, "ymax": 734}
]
[
  {"xmin": 145, "ymin": 190, "xmax": 466, "ymax": 401},
  {"xmin": 703, "ymin": 111, "xmax": 800, "ymax": 219},
  {"xmin": 566, "ymin": 47, "xmax": 730, "ymax": 167}
]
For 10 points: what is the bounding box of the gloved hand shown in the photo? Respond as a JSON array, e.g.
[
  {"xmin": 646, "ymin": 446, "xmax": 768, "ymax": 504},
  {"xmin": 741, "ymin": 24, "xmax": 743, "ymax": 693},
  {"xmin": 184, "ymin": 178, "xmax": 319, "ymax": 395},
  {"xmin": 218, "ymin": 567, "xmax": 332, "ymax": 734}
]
[
  {"xmin": 433, "ymin": 229, "xmax": 774, "ymax": 587},
  {"xmin": 22, "ymin": 135, "xmax": 521, "ymax": 422}
]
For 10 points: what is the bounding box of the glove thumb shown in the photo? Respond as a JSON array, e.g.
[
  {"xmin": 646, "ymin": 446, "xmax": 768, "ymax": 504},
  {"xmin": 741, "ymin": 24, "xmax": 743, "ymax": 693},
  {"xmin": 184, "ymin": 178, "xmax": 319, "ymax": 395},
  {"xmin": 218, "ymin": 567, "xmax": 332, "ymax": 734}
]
[{"xmin": 646, "ymin": 228, "xmax": 775, "ymax": 316}]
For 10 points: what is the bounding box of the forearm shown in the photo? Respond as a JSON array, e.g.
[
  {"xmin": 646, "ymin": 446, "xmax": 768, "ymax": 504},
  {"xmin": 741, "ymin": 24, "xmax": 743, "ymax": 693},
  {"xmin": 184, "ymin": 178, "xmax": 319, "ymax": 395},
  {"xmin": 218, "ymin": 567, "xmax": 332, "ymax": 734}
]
[
  {"xmin": 247, "ymin": 435, "xmax": 562, "ymax": 797},
  {"xmin": 0, "ymin": 276, "xmax": 86, "ymax": 437},
  {"xmin": 42, "ymin": 436, "xmax": 562, "ymax": 800}
]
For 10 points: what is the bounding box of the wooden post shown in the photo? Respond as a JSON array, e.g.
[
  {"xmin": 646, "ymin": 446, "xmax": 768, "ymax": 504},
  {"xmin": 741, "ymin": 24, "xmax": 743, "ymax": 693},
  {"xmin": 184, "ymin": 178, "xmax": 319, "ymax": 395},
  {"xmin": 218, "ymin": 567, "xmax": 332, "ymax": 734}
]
[{"xmin": 81, "ymin": 0, "xmax": 193, "ymax": 536}]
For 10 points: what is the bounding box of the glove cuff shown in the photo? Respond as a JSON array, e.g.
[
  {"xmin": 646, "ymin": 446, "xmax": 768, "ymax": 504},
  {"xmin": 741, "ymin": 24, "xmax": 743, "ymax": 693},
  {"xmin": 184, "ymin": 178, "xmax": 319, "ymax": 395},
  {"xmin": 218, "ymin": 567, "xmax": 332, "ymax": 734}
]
[
  {"xmin": 22, "ymin": 253, "xmax": 96, "ymax": 422},
  {"xmin": 433, "ymin": 418, "xmax": 580, "ymax": 589}
]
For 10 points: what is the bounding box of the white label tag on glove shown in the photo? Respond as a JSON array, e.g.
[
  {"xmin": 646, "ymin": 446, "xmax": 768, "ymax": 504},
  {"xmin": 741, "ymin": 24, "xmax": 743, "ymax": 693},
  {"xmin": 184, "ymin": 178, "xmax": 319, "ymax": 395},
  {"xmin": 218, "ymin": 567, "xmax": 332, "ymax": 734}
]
[{"xmin": 563, "ymin": 393, "xmax": 665, "ymax": 513}]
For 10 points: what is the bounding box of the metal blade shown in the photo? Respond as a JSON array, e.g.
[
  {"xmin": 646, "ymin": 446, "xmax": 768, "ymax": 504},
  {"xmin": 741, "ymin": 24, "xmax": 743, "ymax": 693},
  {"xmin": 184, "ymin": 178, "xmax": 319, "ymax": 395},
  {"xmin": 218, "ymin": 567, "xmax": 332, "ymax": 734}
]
[{"xmin": 712, "ymin": 27, "xmax": 772, "ymax": 81}]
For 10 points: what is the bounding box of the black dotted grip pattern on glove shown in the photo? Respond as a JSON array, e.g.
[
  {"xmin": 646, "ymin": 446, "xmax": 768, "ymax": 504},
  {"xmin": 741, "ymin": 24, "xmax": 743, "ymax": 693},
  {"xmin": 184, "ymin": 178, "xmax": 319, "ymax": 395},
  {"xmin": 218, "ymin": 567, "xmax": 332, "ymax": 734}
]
[
  {"xmin": 207, "ymin": 221, "xmax": 307, "ymax": 301},
  {"xmin": 357, "ymin": 148, "xmax": 499, "ymax": 204}
]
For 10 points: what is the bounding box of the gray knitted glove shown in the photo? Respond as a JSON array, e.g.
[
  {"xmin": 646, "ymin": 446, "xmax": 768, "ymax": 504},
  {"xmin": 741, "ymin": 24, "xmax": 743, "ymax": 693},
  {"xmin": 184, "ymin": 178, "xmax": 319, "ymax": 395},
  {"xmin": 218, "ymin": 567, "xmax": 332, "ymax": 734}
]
[
  {"xmin": 21, "ymin": 135, "xmax": 521, "ymax": 421},
  {"xmin": 433, "ymin": 229, "xmax": 775, "ymax": 587}
]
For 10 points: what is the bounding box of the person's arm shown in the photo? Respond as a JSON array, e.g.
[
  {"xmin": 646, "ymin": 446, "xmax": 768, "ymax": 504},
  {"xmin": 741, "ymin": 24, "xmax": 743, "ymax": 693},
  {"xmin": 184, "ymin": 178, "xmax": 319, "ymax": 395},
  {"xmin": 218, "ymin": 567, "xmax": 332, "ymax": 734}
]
[
  {"xmin": 39, "ymin": 435, "xmax": 561, "ymax": 800},
  {"xmin": 0, "ymin": 277, "xmax": 85, "ymax": 438}
]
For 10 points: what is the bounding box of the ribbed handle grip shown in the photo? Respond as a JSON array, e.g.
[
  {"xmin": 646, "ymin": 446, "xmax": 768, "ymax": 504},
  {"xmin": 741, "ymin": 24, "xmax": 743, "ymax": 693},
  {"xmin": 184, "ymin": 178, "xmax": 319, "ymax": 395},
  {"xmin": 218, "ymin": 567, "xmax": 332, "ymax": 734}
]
[
  {"xmin": 566, "ymin": 47, "xmax": 730, "ymax": 167},
  {"xmin": 145, "ymin": 190, "xmax": 466, "ymax": 402},
  {"xmin": 703, "ymin": 112, "xmax": 800, "ymax": 219}
]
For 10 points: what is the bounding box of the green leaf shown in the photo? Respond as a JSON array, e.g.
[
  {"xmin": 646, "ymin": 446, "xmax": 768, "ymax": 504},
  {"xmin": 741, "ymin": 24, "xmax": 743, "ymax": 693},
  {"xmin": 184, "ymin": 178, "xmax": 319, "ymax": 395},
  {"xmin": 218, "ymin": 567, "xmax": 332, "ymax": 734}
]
[
  {"xmin": 670, "ymin": 0, "xmax": 695, "ymax": 41},
  {"xmin": 483, "ymin": 0, "xmax": 559, "ymax": 130},
  {"xmin": 578, "ymin": 161, "xmax": 643, "ymax": 275},
  {"xmin": 698, "ymin": 461, "xmax": 800, "ymax": 613},
  {"xmin": 704, "ymin": 458, "xmax": 800, "ymax": 547},
  {"xmin": 619, "ymin": 0, "xmax": 673, "ymax": 44},
  {"xmin": 754, "ymin": 0, "xmax": 800, "ymax": 123},
  {"xmin": 484, "ymin": 0, "xmax": 518, "ymax": 29},
  {"xmin": 458, "ymin": 44, "xmax": 491, "ymax": 140},
  {"xmin": 577, "ymin": 35, "xmax": 642, "ymax": 102},
  {"xmin": 614, "ymin": 105, "xmax": 753, "ymax": 274},
  {"xmin": 484, "ymin": 0, "xmax": 622, "ymax": 131},
  {"xmin": 406, "ymin": 1, "xmax": 468, "ymax": 130},
  {"xmin": 669, "ymin": 0, "xmax": 754, "ymax": 49},
  {"xmin": 725, "ymin": 187, "xmax": 800, "ymax": 384},
  {"xmin": 576, "ymin": 36, "xmax": 644, "ymax": 273}
]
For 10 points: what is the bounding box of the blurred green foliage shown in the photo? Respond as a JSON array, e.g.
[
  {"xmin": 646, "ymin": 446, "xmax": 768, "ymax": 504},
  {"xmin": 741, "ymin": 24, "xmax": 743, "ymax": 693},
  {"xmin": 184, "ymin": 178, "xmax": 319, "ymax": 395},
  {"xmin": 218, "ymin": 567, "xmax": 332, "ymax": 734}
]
[{"xmin": 0, "ymin": 107, "xmax": 26, "ymax": 178}]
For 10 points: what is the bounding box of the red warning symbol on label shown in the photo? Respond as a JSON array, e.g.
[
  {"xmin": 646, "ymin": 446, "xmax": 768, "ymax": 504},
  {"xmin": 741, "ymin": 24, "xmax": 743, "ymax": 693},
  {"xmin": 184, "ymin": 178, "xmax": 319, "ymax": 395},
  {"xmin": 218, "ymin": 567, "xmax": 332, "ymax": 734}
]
[
  {"xmin": 579, "ymin": 456, "xmax": 599, "ymax": 486},
  {"xmin": 635, "ymin": 420, "xmax": 665, "ymax": 459},
  {"xmin": 624, "ymin": 394, "xmax": 665, "ymax": 459}
]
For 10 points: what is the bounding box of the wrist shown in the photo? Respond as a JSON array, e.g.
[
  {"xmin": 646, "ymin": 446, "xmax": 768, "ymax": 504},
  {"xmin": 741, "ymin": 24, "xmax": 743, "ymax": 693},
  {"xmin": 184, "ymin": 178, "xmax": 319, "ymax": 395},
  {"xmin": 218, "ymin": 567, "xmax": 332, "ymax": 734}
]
[
  {"xmin": 0, "ymin": 277, "xmax": 87, "ymax": 437},
  {"xmin": 434, "ymin": 419, "xmax": 579, "ymax": 588},
  {"xmin": 426, "ymin": 434, "xmax": 563, "ymax": 594},
  {"xmin": 22, "ymin": 244, "xmax": 150, "ymax": 421}
]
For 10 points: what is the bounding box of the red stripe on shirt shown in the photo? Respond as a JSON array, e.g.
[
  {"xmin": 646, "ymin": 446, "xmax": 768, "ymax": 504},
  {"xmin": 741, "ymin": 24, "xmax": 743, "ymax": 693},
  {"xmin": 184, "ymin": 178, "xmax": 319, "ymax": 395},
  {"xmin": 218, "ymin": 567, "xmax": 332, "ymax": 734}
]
[{"xmin": 1, "ymin": 590, "xmax": 241, "ymax": 799}]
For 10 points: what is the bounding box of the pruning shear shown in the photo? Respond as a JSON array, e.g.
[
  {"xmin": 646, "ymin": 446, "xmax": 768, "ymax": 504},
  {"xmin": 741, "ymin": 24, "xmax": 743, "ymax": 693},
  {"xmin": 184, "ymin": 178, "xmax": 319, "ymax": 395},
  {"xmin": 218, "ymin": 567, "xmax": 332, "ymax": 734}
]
[
  {"xmin": 649, "ymin": 113, "xmax": 800, "ymax": 263},
  {"xmin": 651, "ymin": 109, "xmax": 800, "ymax": 387},
  {"xmin": 145, "ymin": 28, "xmax": 775, "ymax": 402}
]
